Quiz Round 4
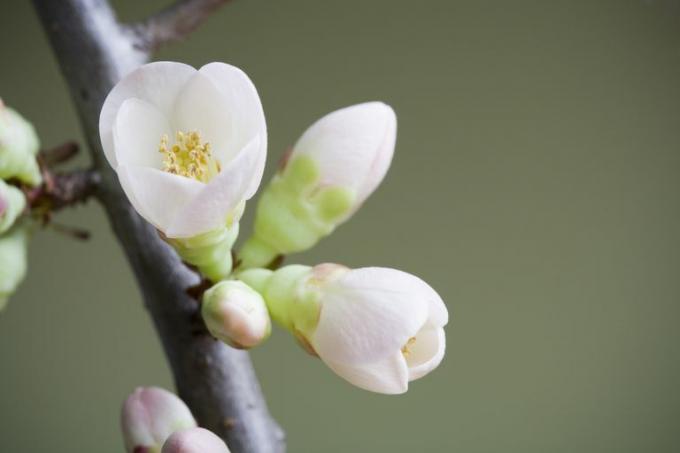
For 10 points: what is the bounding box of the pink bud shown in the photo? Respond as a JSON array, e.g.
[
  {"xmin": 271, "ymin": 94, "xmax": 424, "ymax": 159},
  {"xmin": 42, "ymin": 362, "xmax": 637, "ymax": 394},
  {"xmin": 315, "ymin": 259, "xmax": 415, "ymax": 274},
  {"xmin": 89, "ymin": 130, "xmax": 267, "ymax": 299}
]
[
  {"xmin": 121, "ymin": 387, "xmax": 197, "ymax": 453},
  {"xmin": 161, "ymin": 427, "xmax": 230, "ymax": 453}
]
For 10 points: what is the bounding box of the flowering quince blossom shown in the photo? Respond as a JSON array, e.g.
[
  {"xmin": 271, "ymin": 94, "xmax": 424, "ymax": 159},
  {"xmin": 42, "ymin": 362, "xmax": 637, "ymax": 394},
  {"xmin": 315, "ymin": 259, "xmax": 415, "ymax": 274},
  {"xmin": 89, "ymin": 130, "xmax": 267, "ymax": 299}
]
[
  {"xmin": 202, "ymin": 280, "xmax": 271, "ymax": 349},
  {"xmin": 121, "ymin": 386, "xmax": 197, "ymax": 453},
  {"xmin": 238, "ymin": 264, "xmax": 448, "ymax": 394},
  {"xmin": 99, "ymin": 61, "xmax": 266, "ymax": 279},
  {"xmin": 162, "ymin": 427, "xmax": 231, "ymax": 453},
  {"xmin": 239, "ymin": 102, "xmax": 396, "ymax": 268}
]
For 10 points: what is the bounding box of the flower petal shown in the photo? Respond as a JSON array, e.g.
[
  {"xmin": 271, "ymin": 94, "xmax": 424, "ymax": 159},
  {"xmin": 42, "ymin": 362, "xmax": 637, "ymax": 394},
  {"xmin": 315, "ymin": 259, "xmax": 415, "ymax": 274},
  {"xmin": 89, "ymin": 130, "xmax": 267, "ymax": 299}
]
[
  {"xmin": 172, "ymin": 63, "xmax": 267, "ymax": 193},
  {"xmin": 199, "ymin": 62, "xmax": 267, "ymax": 193},
  {"xmin": 165, "ymin": 137, "xmax": 262, "ymax": 238},
  {"xmin": 100, "ymin": 61, "xmax": 196, "ymax": 168},
  {"xmin": 311, "ymin": 267, "xmax": 430, "ymax": 365},
  {"xmin": 406, "ymin": 327, "xmax": 446, "ymax": 381},
  {"xmin": 323, "ymin": 352, "xmax": 409, "ymax": 394},
  {"xmin": 292, "ymin": 102, "xmax": 394, "ymax": 193},
  {"xmin": 356, "ymin": 105, "xmax": 396, "ymax": 204},
  {"xmin": 117, "ymin": 165, "xmax": 204, "ymax": 233},
  {"xmin": 113, "ymin": 98, "xmax": 171, "ymax": 169}
]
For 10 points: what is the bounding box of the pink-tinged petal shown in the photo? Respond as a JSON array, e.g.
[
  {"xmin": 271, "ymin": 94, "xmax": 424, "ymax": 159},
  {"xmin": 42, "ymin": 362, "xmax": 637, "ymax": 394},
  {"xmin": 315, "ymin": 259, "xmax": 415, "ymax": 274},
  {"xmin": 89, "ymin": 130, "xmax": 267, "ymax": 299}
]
[
  {"xmin": 311, "ymin": 267, "xmax": 430, "ymax": 365},
  {"xmin": 323, "ymin": 352, "xmax": 409, "ymax": 394},
  {"xmin": 406, "ymin": 327, "xmax": 446, "ymax": 381},
  {"xmin": 198, "ymin": 62, "xmax": 267, "ymax": 189},
  {"xmin": 292, "ymin": 102, "xmax": 394, "ymax": 194},
  {"xmin": 112, "ymin": 98, "xmax": 171, "ymax": 169},
  {"xmin": 100, "ymin": 61, "xmax": 196, "ymax": 168},
  {"xmin": 165, "ymin": 137, "xmax": 262, "ymax": 238},
  {"xmin": 117, "ymin": 165, "xmax": 204, "ymax": 234},
  {"xmin": 162, "ymin": 427, "xmax": 230, "ymax": 453}
]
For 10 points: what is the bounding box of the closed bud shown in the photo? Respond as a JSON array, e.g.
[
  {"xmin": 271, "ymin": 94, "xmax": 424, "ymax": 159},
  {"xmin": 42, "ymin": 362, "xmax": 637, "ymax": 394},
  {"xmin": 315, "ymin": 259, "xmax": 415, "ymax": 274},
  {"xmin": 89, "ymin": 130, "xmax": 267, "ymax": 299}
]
[
  {"xmin": 240, "ymin": 102, "xmax": 396, "ymax": 268},
  {"xmin": 202, "ymin": 280, "xmax": 271, "ymax": 349},
  {"xmin": 0, "ymin": 179, "xmax": 26, "ymax": 235},
  {"xmin": 121, "ymin": 387, "xmax": 197, "ymax": 453},
  {"xmin": 0, "ymin": 99, "xmax": 41, "ymax": 186},
  {"xmin": 0, "ymin": 226, "xmax": 29, "ymax": 311},
  {"xmin": 161, "ymin": 427, "xmax": 230, "ymax": 453}
]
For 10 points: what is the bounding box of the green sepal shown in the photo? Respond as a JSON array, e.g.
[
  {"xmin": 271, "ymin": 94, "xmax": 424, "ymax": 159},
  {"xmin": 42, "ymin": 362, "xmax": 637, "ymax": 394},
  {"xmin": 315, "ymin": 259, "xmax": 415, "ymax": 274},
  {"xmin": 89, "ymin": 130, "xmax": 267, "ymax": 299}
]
[
  {"xmin": 0, "ymin": 106, "xmax": 42, "ymax": 186},
  {"xmin": 169, "ymin": 223, "xmax": 239, "ymax": 282}
]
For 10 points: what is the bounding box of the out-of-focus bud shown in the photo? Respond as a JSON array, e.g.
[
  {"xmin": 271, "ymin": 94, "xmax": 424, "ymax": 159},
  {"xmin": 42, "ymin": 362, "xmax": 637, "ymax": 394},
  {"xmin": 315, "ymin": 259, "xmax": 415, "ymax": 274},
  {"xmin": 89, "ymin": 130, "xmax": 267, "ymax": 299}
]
[
  {"xmin": 161, "ymin": 427, "xmax": 230, "ymax": 453},
  {"xmin": 0, "ymin": 226, "xmax": 29, "ymax": 311},
  {"xmin": 239, "ymin": 102, "xmax": 396, "ymax": 268},
  {"xmin": 0, "ymin": 99, "xmax": 42, "ymax": 186},
  {"xmin": 0, "ymin": 179, "xmax": 26, "ymax": 235},
  {"xmin": 121, "ymin": 386, "xmax": 197, "ymax": 453},
  {"xmin": 202, "ymin": 280, "xmax": 271, "ymax": 349}
]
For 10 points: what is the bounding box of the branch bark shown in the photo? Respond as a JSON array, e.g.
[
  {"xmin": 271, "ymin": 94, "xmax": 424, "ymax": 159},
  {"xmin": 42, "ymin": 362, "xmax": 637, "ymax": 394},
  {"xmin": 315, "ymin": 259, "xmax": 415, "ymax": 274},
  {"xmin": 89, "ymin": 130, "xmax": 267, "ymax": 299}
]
[
  {"xmin": 133, "ymin": 0, "xmax": 231, "ymax": 51},
  {"xmin": 31, "ymin": 1, "xmax": 284, "ymax": 452}
]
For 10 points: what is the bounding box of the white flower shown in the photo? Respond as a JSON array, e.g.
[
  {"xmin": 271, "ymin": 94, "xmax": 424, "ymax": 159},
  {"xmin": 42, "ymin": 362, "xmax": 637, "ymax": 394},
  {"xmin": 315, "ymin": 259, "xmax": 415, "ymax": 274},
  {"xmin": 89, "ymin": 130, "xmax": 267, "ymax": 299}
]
[
  {"xmin": 202, "ymin": 280, "xmax": 271, "ymax": 349},
  {"xmin": 291, "ymin": 101, "xmax": 396, "ymax": 209},
  {"xmin": 162, "ymin": 427, "xmax": 230, "ymax": 453},
  {"xmin": 121, "ymin": 386, "xmax": 197, "ymax": 453},
  {"xmin": 307, "ymin": 265, "xmax": 448, "ymax": 394},
  {"xmin": 99, "ymin": 61, "xmax": 267, "ymax": 238}
]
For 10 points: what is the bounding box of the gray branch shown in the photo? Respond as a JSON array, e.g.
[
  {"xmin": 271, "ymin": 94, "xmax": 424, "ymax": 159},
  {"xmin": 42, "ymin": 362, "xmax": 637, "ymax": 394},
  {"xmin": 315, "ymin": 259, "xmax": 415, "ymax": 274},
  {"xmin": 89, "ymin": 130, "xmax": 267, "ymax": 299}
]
[
  {"xmin": 31, "ymin": 1, "xmax": 284, "ymax": 452},
  {"xmin": 133, "ymin": 0, "xmax": 231, "ymax": 51}
]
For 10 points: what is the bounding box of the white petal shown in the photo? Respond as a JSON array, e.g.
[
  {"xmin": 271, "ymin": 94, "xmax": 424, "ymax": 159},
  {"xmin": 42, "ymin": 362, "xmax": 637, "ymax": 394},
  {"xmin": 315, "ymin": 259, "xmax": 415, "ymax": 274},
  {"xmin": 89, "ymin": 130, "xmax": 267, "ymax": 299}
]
[
  {"xmin": 173, "ymin": 63, "xmax": 267, "ymax": 180},
  {"xmin": 199, "ymin": 62, "xmax": 267, "ymax": 193},
  {"xmin": 406, "ymin": 327, "xmax": 446, "ymax": 381},
  {"xmin": 324, "ymin": 352, "xmax": 409, "ymax": 394},
  {"xmin": 162, "ymin": 427, "xmax": 230, "ymax": 453},
  {"xmin": 312, "ymin": 267, "xmax": 430, "ymax": 365},
  {"xmin": 356, "ymin": 105, "xmax": 396, "ymax": 204},
  {"xmin": 112, "ymin": 98, "xmax": 171, "ymax": 168},
  {"xmin": 165, "ymin": 137, "xmax": 262, "ymax": 238},
  {"xmin": 292, "ymin": 102, "xmax": 394, "ymax": 193},
  {"xmin": 117, "ymin": 165, "xmax": 204, "ymax": 233},
  {"xmin": 100, "ymin": 61, "xmax": 196, "ymax": 168}
]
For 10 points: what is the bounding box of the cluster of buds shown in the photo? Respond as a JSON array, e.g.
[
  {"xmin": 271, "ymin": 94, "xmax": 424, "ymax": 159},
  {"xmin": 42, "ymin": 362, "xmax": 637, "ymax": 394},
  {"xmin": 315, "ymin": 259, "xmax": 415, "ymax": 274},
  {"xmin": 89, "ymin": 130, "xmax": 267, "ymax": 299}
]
[
  {"xmin": 121, "ymin": 387, "xmax": 230, "ymax": 453},
  {"xmin": 101, "ymin": 62, "xmax": 449, "ymax": 397},
  {"xmin": 0, "ymin": 100, "xmax": 41, "ymax": 310}
]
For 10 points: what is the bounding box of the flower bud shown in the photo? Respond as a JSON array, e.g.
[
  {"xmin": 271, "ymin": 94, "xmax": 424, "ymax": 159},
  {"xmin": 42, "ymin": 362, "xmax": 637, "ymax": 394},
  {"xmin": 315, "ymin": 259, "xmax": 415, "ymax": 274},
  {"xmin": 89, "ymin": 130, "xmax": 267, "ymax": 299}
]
[
  {"xmin": 0, "ymin": 99, "xmax": 41, "ymax": 186},
  {"xmin": 161, "ymin": 427, "xmax": 230, "ymax": 453},
  {"xmin": 0, "ymin": 226, "xmax": 29, "ymax": 311},
  {"xmin": 0, "ymin": 179, "xmax": 26, "ymax": 235},
  {"xmin": 202, "ymin": 280, "xmax": 271, "ymax": 349},
  {"xmin": 121, "ymin": 387, "xmax": 197, "ymax": 453},
  {"xmin": 238, "ymin": 263, "xmax": 448, "ymax": 394},
  {"xmin": 239, "ymin": 102, "xmax": 396, "ymax": 268}
]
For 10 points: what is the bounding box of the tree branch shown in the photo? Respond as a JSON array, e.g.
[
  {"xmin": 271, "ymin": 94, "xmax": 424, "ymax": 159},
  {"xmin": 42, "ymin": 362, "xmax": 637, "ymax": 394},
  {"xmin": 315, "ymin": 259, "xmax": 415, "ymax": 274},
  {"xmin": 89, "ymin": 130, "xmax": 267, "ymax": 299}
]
[
  {"xmin": 25, "ymin": 168, "xmax": 101, "ymax": 212},
  {"xmin": 31, "ymin": 1, "xmax": 284, "ymax": 452},
  {"xmin": 133, "ymin": 0, "xmax": 231, "ymax": 51}
]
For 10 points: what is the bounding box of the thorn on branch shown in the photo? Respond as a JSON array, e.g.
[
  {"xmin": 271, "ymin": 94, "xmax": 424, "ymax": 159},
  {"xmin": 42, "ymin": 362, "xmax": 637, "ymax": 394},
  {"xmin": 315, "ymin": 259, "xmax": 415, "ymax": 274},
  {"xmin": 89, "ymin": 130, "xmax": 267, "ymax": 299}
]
[
  {"xmin": 39, "ymin": 141, "xmax": 80, "ymax": 167},
  {"xmin": 133, "ymin": 0, "xmax": 231, "ymax": 52}
]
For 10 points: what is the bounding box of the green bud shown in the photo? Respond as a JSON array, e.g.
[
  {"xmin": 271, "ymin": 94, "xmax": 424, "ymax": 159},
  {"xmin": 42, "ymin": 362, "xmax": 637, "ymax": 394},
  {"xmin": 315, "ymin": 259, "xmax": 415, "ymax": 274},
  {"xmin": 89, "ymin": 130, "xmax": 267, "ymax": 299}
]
[
  {"xmin": 239, "ymin": 155, "xmax": 355, "ymax": 268},
  {"xmin": 0, "ymin": 179, "xmax": 26, "ymax": 234},
  {"xmin": 202, "ymin": 280, "xmax": 271, "ymax": 349},
  {"xmin": 168, "ymin": 223, "xmax": 239, "ymax": 282},
  {"xmin": 0, "ymin": 226, "xmax": 29, "ymax": 311},
  {"xmin": 0, "ymin": 100, "xmax": 42, "ymax": 186}
]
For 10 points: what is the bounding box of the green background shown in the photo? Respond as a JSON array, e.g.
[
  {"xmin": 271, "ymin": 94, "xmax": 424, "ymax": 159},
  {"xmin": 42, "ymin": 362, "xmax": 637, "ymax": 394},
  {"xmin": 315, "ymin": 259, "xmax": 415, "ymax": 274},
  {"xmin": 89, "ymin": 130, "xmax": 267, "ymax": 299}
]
[{"xmin": 1, "ymin": 0, "xmax": 679, "ymax": 451}]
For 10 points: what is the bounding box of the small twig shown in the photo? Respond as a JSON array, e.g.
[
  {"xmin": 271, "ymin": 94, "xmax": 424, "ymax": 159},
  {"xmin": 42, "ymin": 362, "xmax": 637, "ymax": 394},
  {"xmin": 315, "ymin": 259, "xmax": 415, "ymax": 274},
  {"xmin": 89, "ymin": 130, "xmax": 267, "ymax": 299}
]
[
  {"xmin": 39, "ymin": 141, "xmax": 80, "ymax": 167},
  {"xmin": 25, "ymin": 168, "xmax": 101, "ymax": 212},
  {"xmin": 133, "ymin": 0, "xmax": 231, "ymax": 51}
]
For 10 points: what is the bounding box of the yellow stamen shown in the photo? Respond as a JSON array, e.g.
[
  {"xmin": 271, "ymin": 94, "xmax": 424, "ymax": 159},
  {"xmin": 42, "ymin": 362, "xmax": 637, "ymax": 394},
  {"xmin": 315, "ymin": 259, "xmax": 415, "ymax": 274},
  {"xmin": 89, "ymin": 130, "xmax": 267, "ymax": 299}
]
[
  {"xmin": 401, "ymin": 337, "xmax": 417, "ymax": 357},
  {"xmin": 158, "ymin": 130, "xmax": 220, "ymax": 182}
]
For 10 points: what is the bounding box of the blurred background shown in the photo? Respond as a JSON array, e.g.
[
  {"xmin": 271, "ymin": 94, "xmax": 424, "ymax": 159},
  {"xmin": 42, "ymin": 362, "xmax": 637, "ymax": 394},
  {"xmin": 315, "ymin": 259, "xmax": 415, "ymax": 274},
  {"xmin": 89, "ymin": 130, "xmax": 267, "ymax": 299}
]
[{"xmin": 1, "ymin": 0, "xmax": 679, "ymax": 451}]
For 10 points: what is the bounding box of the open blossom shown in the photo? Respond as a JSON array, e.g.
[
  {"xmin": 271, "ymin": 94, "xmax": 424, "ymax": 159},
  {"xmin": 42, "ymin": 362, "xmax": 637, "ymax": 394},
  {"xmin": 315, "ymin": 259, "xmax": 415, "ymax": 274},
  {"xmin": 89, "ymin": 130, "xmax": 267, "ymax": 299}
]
[
  {"xmin": 239, "ymin": 102, "xmax": 396, "ymax": 268},
  {"xmin": 162, "ymin": 427, "xmax": 230, "ymax": 453},
  {"xmin": 239, "ymin": 264, "xmax": 448, "ymax": 394},
  {"xmin": 121, "ymin": 386, "xmax": 197, "ymax": 453},
  {"xmin": 202, "ymin": 280, "xmax": 271, "ymax": 349},
  {"xmin": 99, "ymin": 61, "xmax": 267, "ymax": 239}
]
